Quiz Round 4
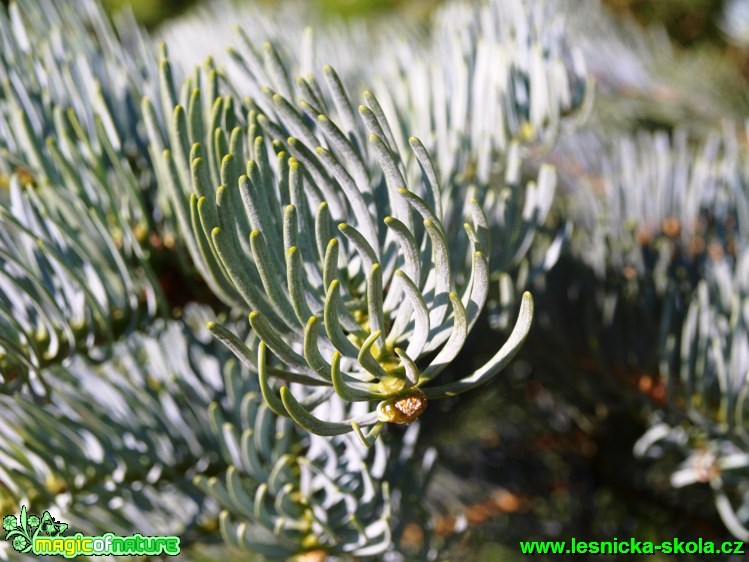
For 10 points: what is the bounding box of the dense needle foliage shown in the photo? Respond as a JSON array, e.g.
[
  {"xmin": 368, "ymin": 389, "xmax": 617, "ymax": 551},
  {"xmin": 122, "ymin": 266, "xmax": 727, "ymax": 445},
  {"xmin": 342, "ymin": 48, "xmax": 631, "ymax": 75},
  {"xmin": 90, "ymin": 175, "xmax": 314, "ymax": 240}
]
[{"xmin": 1, "ymin": 0, "xmax": 749, "ymax": 560}]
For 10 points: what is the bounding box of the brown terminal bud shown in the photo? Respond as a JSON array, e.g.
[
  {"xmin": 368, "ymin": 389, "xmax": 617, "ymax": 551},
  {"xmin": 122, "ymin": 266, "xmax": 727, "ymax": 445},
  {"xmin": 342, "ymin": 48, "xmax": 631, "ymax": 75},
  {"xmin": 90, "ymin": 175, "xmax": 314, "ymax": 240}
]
[{"xmin": 378, "ymin": 389, "xmax": 428, "ymax": 424}]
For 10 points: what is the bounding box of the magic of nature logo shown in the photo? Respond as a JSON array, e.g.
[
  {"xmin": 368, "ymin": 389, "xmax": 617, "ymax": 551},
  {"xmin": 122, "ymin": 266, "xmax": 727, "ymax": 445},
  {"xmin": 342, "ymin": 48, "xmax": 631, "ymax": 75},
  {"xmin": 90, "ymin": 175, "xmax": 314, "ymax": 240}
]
[{"xmin": 2, "ymin": 506, "xmax": 180, "ymax": 558}]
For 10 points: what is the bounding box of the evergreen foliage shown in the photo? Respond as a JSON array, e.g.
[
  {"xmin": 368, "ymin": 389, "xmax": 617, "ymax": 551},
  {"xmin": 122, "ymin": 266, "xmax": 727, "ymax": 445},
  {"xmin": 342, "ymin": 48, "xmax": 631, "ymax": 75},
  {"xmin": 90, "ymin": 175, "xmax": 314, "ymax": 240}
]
[{"xmin": 1, "ymin": 0, "xmax": 749, "ymax": 559}]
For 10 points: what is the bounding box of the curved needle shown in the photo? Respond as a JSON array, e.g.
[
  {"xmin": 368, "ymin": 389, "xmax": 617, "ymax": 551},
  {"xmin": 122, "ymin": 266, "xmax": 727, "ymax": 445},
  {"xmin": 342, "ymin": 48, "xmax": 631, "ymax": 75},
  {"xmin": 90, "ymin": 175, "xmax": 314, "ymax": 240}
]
[
  {"xmin": 352, "ymin": 420, "xmax": 385, "ymax": 449},
  {"xmin": 394, "ymin": 348, "xmax": 419, "ymax": 387},
  {"xmin": 324, "ymin": 280, "xmax": 360, "ymax": 358},
  {"xmin": 420, "ymin": 293, "xmax": 468, "ymax": 383},
  {"xmin": 280, "ymin": 386, "xmax": 355, "ymax": 436},
  {"xmin": 423, "ymin": 292, "xmax": 534, "ymax": 398},
  {"xmin": 257, "ymin": 342, "xmax": 287, "ymax": 417},
  {"xmin": 331, "ymin": 351, "xmax": 383, "ymax": 401},
  {"xmin": 358, "ymin": 330, "xmax": 389, "ymax": 381}
]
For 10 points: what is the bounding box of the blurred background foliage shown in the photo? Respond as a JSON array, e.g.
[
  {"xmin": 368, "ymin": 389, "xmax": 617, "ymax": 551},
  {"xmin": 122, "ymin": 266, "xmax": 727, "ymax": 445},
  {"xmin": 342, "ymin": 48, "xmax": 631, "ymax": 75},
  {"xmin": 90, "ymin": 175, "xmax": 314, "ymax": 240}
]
[
  {"xmin": 88, "ymin": 0, "xmax": 749, "ymax": 85},
  {"xmin": 102, "ymin": 0, "xmax": 726, "ymax": 38},
  {"xmin": 0, "ymin": 0, "xmax": 734, "ymax": 44},
  {"xmin": 84, "ymin": 0, "xmax": 736, "ymax": 48},
  {"xmin": 0, "ymin": 0, "xmax": 738, "ymax": 63},
  {"xmin": 2, "ymin": 0, "xmax": 747, "ymax": 560},
  {"xmin": 100, "ymin": 0, "xmax": 439, "ymax": 28},
  {"xmin": 603, "ymin": 0, "xmax": 726, "ymax": 47},
  {"xmin": 54, "ymin": 0, "xmax": 749, "ymax": 556}
]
